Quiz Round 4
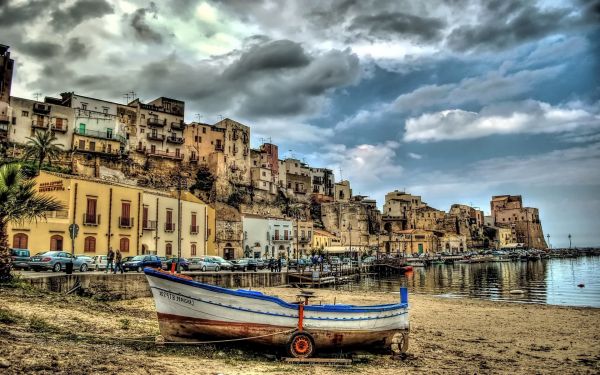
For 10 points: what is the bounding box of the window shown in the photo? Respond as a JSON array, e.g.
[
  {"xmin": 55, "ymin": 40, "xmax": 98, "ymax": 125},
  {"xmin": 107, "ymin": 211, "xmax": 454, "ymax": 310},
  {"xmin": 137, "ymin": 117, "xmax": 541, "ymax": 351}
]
[
  {"xmin": 202, "ymin": 127, "xmax": 206, "ymax": 134},
  {"xmin": 166, "ymin": 209, "xmax": 173, "ymax": 224},
  {"xmin": 142, "ymin": 205, "xmax": 149, "ymax": 227},
  {"xmin": 166, "ymin": 243, "xmax": 172, "ymax": 256},
  {"xmin": 191, "ymin": 213, "xmax": 197, "ymax": 227},
  {"xmin": 191, "ymin": 244, "xmax": 197, "ymax": 256},
  {"xmin": 85, "ymin": 197, "xmax": 97, "ymax": 223},
  {"xmin": 194, "ymin": 135, "xmax": 199, "ymax": 142},
  {"xmin": 81, "ymin": 103, "xmax": 87, "ymax": 110},
  {"xmin": 107, "ymin": 144, "xmax": 112, "ymax": 153},
  {"xmin": 21, "ymin": 110, "xmax": 29, "ymax": 117},
  {"xmin": 121, "ymin": 201, "xmax": 131, "ymax": 226},
  {"xmin": 79, "ymin": 139, "xmax": 85, "ymax": 150},
  {"xmin": 55, "ymin": 117, "xmax": 63, "ymax": 130},
  {"xmin": 84, "ymin": 236, "xmax": 96, "ymax": 252},
  {"xmin": 12, "ymin": 233, "xmax": 28, "ymax": 249},
  {"xmin": 102, "ymin": 107, "xmax": 108, "ymax": 114},
  {"xmin": 120, "ymin": 238, "xmax": 130, "ymax": 252},
  {"xmin": 274, "ymin": 229, "xmax": 280, "ymax": 240},
  {"xmin": 50, "ymin": 235, "xmax": 64, "ymax": 251},
  {"xmin": 89, "ymin": 141, "xmax": 96, "ymax": 151}
]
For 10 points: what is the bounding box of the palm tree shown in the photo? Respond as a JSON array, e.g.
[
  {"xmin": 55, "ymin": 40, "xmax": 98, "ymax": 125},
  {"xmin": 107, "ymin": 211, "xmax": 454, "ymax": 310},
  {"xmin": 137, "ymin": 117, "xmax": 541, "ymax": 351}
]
[
  {"xmin": 22, "ymin": 131, "xmax": 63, "ymax": 172},
  {"xmin": 0, "ymin": 163, "xmax": 64, "ymax": 282}
]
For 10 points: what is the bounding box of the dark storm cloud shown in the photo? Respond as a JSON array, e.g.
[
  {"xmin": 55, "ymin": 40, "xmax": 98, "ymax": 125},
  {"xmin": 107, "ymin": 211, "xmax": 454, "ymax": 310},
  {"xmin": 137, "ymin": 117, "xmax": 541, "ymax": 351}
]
[
  {"xmin": 225, "ymin": 40, "xmax": 310, "ymax": 78},
  {"xmin": 447, "ymin": 1, "xmax": 597, "ymax": 52},
  {"xmin": 0, "ymin": 0, "xmax": 52, "ymax": 28},
  {"xmin": 50, "ymin": 0, "xmax": 114, "ymax": 32},
  {"xmin": 347, "ymin": 12, "xmax": 446, "ymax": 42},
  {"xmin": 65, "ymin": 38, "xmax": 90, "ymax": 60},
  {"xmin": 130, "ymin": 2, "xmax": 163, "ymax": 44},
  {"xmin": 19, "ymin": 41, "xmax": 62, "ymax": 59}
]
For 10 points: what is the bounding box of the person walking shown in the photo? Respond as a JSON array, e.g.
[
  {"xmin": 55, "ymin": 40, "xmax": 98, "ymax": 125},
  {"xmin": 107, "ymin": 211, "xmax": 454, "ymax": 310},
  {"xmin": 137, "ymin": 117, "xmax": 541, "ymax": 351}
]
[
  {"xmin": 277, "ymin": 257, "xmax": 282, "ymax": 273},
  {"xmin": 268, "ymin": 258, "xmax": 275, "ymax": 272},
  {"xmin": 113, "ymin": 249, "xmax": 123, "ymax": 274},
  {"xmin": 106, "ymin": 247, "xmax": 114, "ymax": 273}
]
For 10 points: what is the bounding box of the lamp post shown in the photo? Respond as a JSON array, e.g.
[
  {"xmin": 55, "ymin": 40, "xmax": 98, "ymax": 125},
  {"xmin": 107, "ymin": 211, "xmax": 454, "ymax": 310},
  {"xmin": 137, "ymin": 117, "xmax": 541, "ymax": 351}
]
[
  {"xmin": 546, "ymin": 233, "xmax": 551, "ymax": 249},
  {"xmin": 568, "ymin": 233, "xmax": 572, "ymax": 249},
  {"xmin": 348, "ymin": 224, "xmax": 352, "ymax": 272}
]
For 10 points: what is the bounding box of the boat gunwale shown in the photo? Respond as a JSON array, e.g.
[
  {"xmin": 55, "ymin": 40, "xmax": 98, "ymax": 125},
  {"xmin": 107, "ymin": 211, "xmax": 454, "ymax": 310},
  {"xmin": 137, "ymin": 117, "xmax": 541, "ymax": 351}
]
[{"xmin": 144, "ymin": 268, "xmax": 408, "ymax": 313}]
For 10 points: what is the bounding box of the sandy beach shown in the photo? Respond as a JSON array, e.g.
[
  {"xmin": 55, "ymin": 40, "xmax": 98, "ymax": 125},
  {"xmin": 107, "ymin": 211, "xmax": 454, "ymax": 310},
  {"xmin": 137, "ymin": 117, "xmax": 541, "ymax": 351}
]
[{"xmin": 0, "ymin": 283, "xmax": 598, "ymax": 374}]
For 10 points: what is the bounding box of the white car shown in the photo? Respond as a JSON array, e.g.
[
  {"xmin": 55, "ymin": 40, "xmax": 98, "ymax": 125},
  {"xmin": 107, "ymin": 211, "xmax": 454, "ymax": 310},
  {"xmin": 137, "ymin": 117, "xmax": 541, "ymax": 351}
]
[
  {"xmin": 92, "ymin": 255, "xmax": 109, "ymax": 271},
  {"xmin": 188, "ymin": 256, "xmax": 221, "ymax": 272}
]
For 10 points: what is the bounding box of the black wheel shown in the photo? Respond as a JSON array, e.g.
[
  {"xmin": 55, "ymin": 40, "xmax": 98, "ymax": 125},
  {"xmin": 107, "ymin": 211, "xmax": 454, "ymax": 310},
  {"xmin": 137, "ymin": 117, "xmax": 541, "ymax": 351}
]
[
  {"xmin": 33, "ymin": 268, "xmax": 41, "ymax": 272},
  {"xmin": 243, "ymin": 266, "xmax": 247, "ymax": 272},
  {"xmin": 137, "ymin": 266, "xmax": 143, "ymax": 272},
  {"xmin": 53, "ymin": 263, "xmax": 61, "ymax": 272},
  {"xmin": 80, "ymin": 264, "xmax": 88, "ymax": 272},
  {"xmin": 201, "ymin": 266, "xmax": 206, "ymax": 272},
  {"xmin": 215, "ymin": 266, "xmax": 220, "ymax": 272},
  {"xmin": 288, "ymin": 332, "xmax": 315, "ymax": 358}
]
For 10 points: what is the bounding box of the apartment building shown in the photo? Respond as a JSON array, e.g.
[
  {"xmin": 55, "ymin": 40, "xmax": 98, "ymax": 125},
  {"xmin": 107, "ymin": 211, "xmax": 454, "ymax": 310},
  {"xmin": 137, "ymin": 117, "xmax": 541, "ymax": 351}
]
[{"xmin": 242, "ymin": 215, "xmax": 293, "ymax": 258}]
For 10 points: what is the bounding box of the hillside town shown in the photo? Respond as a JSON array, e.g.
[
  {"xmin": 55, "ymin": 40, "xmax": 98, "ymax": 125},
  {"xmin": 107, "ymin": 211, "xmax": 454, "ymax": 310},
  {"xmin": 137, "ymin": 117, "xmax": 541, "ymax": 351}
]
[{"xmin": 0, "ymin": 44, "xmax": 548, "ymax": 261}]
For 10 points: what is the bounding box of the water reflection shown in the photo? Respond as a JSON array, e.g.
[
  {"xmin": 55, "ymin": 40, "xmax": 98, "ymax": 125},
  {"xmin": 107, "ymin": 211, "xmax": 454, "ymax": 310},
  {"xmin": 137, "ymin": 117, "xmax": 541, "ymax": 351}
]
[{"xmin": 333, "ymin": 256, "xmax": 600, "ymax": 308}]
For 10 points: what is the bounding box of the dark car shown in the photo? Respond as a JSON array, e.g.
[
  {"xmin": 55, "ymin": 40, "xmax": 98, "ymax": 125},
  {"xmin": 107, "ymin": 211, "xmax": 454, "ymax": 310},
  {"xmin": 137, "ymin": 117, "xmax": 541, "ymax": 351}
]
[
  {"xmin": 11, "ymin": 249, "xmax": 30, "ymax": 270},
  {"xmin": 288, "ymin": 258, "xmax": 307, "ymax": 270},
  {"xmin": 231, "ymin": 258, "xmax": 258, "ymax": 272},
  {"xmin": 164, "ymin": 257, "xmax": 190, "ymax": 271},
  {"xmin": 158, "ymin": 256, "xmax": 168, "ymax": 269},
  {"xmin": 122, "ymin": 255, "xmax": 162, "ymax": 272},
  {"xmin": 255, "ymin": 259, "xmax": 266, "ymax": 270}
]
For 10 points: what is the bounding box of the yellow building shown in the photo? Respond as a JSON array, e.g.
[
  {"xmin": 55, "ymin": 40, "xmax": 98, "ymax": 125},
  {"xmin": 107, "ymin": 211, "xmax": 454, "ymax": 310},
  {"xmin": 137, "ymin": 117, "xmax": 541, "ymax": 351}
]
[
  {"xmin": 312, "ymin": 229, "xmax": 338, "ymax": 250},
  {"xmin": 8, "ymin": 171, "xmax": 213, "ymax": 258}
]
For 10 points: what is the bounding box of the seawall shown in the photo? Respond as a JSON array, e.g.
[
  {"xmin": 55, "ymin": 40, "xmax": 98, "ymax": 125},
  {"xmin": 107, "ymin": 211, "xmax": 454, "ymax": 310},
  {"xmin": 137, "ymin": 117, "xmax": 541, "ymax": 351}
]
[{"xmin": 25, "ymin": 271, "xmax": 289, "ymax": 300}]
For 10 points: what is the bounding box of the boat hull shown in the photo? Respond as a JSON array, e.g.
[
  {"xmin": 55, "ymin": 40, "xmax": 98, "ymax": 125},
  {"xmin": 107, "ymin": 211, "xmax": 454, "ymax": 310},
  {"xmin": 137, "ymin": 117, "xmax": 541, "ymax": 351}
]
[{"xmin": 145, "ymin": 269, "xmax": 409, "ymax": 352}]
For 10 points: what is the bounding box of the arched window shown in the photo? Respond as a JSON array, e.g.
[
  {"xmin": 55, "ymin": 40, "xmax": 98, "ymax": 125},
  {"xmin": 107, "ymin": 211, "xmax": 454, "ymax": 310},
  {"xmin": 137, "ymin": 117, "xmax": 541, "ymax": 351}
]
[
  {"xmin": 50, "ymin": 235, "xmax": 64, "ymax": 251},
  {"xmin": 191, "ymin": 243, "xmax": 197, "ymax": 256},
  {"xmin": 166, "ymin": 243, "xmax": 172, "ymax": 256},
  {"xmin": 12, "ymin": 233, "xmax": 28, "ymax": 249},
  {"xmin": 84, "ymin": 236, "xmax": 96, "ymax": 253},
  {"xmin": 120, "ymin": 238, "xmax": 129, "ymax": 253}
]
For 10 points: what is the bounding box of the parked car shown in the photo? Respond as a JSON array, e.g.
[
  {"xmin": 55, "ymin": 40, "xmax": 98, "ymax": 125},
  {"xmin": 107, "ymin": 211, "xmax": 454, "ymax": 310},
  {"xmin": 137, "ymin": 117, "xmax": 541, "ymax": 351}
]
[
  {"xmin": 189, "ymin": 256, "xmax": 221, "ymax": 272},
  {"xmin": 158, "ymin": 256, "xmax": 168, "ymax": 269},
  {"xmin": 164, "ymin": 257, "xmax": 190, "ymax": 271},
  {"xmin": 329, "ymin": 256, "xmax": 341, "ymax": 265},
  {"xmin": 74, "ymin": 255, "xmax": 95, "ymax": 270},
  {"xmin": 29, "ymin": 251, "xmax": 90, "ymax": 272},
  {"xmin": 122, "ymin": 255, "xmax": 162, "ymax": 272},
  {"xmin": 92, "ymin": 255, "xmax": 108, "ymax": 271},
  {"xmin": 288, "ymin": 258, "xmax": 307, "ymax": 270},
  {"xmin": 362, "ymin": 256, "xmax": 376, "ymax": 264},
  {"xmin": 231, "ymin": 258, "xmax": 258, "ymax": 272},
  {"xmin": 255, "ymin": 258, "xmax": 266, "ymax": 270},
  {"xmin": 10, "ymin": 249, "xmax": 30, "ymax": 270},
  {"xmin": 210, "ymin": 256, "xmax": 233, "ymax": 270}
]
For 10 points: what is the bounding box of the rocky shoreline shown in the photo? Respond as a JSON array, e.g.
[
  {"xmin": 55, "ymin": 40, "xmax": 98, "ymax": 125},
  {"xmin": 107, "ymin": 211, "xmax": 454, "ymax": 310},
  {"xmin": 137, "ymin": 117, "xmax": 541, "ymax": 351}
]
[{"xmin": 0, "ymin": 282, "xmax": 598, "ymax": 374}]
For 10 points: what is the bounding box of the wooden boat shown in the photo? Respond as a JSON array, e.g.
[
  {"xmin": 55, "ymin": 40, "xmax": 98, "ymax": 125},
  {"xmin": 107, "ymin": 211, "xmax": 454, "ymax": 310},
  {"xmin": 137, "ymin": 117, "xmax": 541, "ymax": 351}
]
[{"xmin": 144, "ymin": 268, "xmax": 410, "ymax": 357}]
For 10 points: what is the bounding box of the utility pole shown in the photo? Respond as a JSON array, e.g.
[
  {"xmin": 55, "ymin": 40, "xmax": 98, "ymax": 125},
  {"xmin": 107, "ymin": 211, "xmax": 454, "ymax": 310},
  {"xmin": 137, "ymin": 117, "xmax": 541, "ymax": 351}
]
[
  {"xmin": 348, "ymin": 224, "xmax": 352, "ymax": 272},
  {"xmin": 568, "ymin": 233, "xmax": 572, "ymax": 249},
  {"xmin": 177, "ymin": 176, "xmax": 182, "ymax": 272}
]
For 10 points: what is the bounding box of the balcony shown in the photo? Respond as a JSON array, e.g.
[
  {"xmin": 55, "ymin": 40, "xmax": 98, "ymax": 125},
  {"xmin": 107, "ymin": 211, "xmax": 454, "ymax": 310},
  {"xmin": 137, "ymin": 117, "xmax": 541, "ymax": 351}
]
[
  {"xmin": 190, "ymin": 225, "xmax": 199, "ymax": 234},
  {"xmin": 51, "ymin": 124, "xmax": 67, "ymax": 133},
  {"xmin": 165, "ymin": 222, "xmax": 176, "ymax": 232},
  {"xmin": 74, "ymin": 128, "xmax": 126, "ymax": 143},
  {"xmin": 215, "ymin": 144, "xmax": 224, "ymax": 151},
  {"xmin": 272, "ymin": 236, "xmax": 292, "ymax": 242},
  {"xmin": 166, "ymin": 135, "xmax": 184, "ymax": 144},
  {"xmin": 146, "ymin": 149, "xmax": 183, "ymax": 160},
  {"xmin": 147, "ymin": 118, "xmax": 166, "ymax": 127},
  {"xmin": 33, "ymin": 103, "xmax": 51, "ymax": 114},
  {"xmin": 189, "ymin": 155, "xmax": 198, "ymax": 163},
  {"xmin": 170, "ymin": 121, "xmax": 185, "ymax": 130},
  {"xmin": 147, "ymin": 133, "xmax": 165, "ymax": 142},
  {"xmin": 83, "ymin": 213, "xmax": 100, "ymax": 226},
  {"xmin": 142, "ymin": 220, "xmax": 156, "ymax": 231},
  {"xmin": 299, "ymin": 236, "xmax": 311, "ymax": 244},
  {"xmin": 31, "ymin": 120, "xmax": 49, "ymax": 130},
  {"xmin": 0, "ymin": 114, "xmax": 9, "ymax": 124},
  {"xmin": 73, "ymin": 143, "xmax": 121, "ymax": 156},
  {"xmin": 119, "ymin": 216, "xmax": 134, "ymax": 229}
]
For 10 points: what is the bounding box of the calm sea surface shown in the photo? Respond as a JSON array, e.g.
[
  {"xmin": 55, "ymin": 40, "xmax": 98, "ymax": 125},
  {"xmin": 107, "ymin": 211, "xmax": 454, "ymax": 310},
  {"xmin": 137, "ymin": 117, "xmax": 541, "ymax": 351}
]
[{"xmin": 332, "ymin": 256, "xmax": 600, "ymax": 308}]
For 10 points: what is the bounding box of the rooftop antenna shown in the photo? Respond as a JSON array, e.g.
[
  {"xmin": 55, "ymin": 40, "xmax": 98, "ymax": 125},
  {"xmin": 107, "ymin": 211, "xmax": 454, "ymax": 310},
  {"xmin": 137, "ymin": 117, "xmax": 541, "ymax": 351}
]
[
  {"xmin": 195, "ymin": 114, "xmax": 203, "ymax": 122},
  {"xmin": 33, "ymin": 92, "xmax": 42, "ymax": 101},
  {"xmin": 123, "ymin": 92, "xmax": 132, "ymax": 104},
  {"xmin": 130, "ymin": 91, "xmax": 136, "ymax": 100},
  {"xmin": 339, "ymin": 167, "xmax": 343, "ymax": 180},
  {"xmin": 218, "ymin": 114, "xmax": 224, "ymax": 122}
]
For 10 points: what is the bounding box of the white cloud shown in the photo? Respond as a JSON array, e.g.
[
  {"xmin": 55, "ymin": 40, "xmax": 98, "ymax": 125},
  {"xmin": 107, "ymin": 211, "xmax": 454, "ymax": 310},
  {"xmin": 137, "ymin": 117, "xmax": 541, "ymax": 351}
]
[
  {"xmin": 408, "ymin": 152, "xmax": 422, "ymax": 159},
  {"xmin": 404, "ymin": 100, "xmax": 600, "ymax": 142}
]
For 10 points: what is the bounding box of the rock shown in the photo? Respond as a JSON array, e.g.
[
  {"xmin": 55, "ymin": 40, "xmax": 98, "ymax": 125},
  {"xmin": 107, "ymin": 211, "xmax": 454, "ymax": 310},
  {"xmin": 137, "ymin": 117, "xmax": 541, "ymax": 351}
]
[{"xmin": 0, "ymin": 358, "xmax": 10, "ymax": 368}]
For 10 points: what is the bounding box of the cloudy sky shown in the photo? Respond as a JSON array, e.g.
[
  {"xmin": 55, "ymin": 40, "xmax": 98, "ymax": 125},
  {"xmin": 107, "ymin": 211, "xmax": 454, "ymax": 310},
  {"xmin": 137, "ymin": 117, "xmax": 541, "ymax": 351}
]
[{"xmin": 2, "ymin": 0, "xmax": 599, "ymax": 246}]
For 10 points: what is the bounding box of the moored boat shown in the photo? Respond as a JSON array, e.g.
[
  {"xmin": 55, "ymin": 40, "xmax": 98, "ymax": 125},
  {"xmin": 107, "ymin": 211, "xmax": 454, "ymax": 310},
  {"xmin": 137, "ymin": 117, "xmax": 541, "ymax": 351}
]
[{"xmin": 144, "ymin": 268, "xmax": 410, "ymax": 357}]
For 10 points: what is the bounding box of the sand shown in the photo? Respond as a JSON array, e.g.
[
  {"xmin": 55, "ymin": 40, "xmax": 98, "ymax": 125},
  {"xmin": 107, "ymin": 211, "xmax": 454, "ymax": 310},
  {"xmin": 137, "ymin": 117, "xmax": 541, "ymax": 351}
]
[{"xmin": 0, "ymin": 283, "xmax": 598, "ymax": 374}]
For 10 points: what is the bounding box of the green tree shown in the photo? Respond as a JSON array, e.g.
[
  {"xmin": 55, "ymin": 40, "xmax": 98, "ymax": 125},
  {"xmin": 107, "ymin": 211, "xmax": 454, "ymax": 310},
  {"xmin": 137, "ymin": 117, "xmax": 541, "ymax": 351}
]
[
  {"xmin": 22, "ymin": 131, "xmax": 63, "ymax": 173},
  {"xmin": 0, "ymin": 163, "xmax": 64, "ymax": 282}
]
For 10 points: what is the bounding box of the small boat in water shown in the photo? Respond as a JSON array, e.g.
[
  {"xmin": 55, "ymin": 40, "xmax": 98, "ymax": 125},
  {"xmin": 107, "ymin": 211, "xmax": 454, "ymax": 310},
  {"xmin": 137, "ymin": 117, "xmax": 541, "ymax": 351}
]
[{"xmin": 144, "ymin": 268, "xmax": 410, "ymax": 357}]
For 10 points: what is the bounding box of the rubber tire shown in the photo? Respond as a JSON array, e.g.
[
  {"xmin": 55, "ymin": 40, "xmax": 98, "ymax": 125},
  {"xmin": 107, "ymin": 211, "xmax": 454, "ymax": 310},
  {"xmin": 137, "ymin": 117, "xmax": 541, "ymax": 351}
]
[
  {"xmin": 215, "ymin": 266, "xmax": 220, "ymax": 272},
  {"xmin": 53, "ymin": 263, "xmax": 61, "ymax": 272},
  {"xmin": 80, "ymin": 264, "xmax": 88, "ymax": 272},
  {"xmin": 33, "ymin": 268, "xmax": 41, "ymax": 272},
  {"xmin": 288, "ymin": 332, "xmax": 315, "ymax": 358},
  {"xmin": 137, "ymin": 266, "xmax": 143, "ymax": 272},
  {"xmin": 202, "ymin": 266, "xmax": 206, "ymax": 272},
  {"xmin": 243, "ymin": 267, "xmax": 247, "ymax": 272}
]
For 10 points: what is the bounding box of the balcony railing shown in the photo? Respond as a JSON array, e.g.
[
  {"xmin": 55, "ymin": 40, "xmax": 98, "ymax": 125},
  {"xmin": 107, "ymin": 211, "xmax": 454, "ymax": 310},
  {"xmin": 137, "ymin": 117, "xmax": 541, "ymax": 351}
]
[
  {"xmin": 147, "ymin": 133, "xmax": 165, "ymax": 142},
  {"xmin": 215, "ymin": 144, "xmax": 224, "ymax": 151},
  {"xmin": 31, "ymin": 120, "xmax": 49, "ymax": 130},
  {"xmin": 0, "ymin": 114, "xmax": 9, "ymax": 123},
  {"xmin": 165, "ymin": 222, "xmax": 176, "ymax": 232},
  {"xmin": 147, "ymin": 118, "xmax": 166, "ymax": 127},
  {"xmin": 190, "ymin": 225, "xmax": 199, "ymax": 234},
  {"xmin": 299, "ymin": 236, "xmax": 311, "ymax": 243},
  {"xmin": 119, "ymin": 216, "xmax": 134, "ymax": 228},
  {"xmin": 33, "ymin": 103, "xmax": 51, "ymax": 114},
  {"xmin": 146, "ymin": 149, "xmax": 183, "ymax": 160},
  {"xmin": 83, "ymin": 213, "xmax": 100, "ymax": 226},
  {"xmin": 166, "ymin": 135, "xmax": 184, "ymax": 144},
  {"xmin": 74, "ymin": 128, "xmax": 126, "ymax": 143},
  {"xmin": 189, "ymin": 156, "xmax": 198, "ymax": 163},
  {"xmin": 142, "ymin": 220, "xmax": 156, "ymax": 231},
  {"xmin": 51, "ymin": 124, "xmax": 67, "ymax": 133},
  {"xmin": 170, "ymin": 121, "xmax": 185, "ymax": 130},
  {"xmin": 272, "ymin": 236, "xmax": 292, "ymax": 241}
]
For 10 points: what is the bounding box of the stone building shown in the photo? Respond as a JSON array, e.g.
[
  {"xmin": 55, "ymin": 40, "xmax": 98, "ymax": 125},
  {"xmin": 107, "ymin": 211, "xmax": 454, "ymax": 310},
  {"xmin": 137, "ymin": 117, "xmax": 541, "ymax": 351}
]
[
  {"xmin": 490, "ymin": 195, "xmax": 547, "ymax": 249},
  {"xmin": 214, "ymin": 118, "xmax": 251, "ymax": 185},
  {"xmin": 439, "ymin": 233, "xmax": 467, "ymax": 253},
  {"xmin": 310, "ymin": 167, "xmax": 335, "ymax": 202},
  {"xmin": 8, "ymin": 96, "xmax": 74, "ymax": 150},
  {"xmin": 334, "ymin": 180, "xmax": 352, "ymax": 202},
  {"xmin": 128, "ymin": 97, "xmax": 186, "ymax": 164},
  {"xmin": 282, "ymin": 158, "xmax": 311, "ymax": 201},
  {"xmin": 382, "ymin": 229, "xmax": 441, "ymax": 255},
  {"xmin": 0, "ymin": 44, "xmax": 13, "ymax": 141},
  {"xmin": 294, "ymin": 220, "xmax": 314, "ymax": 256},
  {"xmin": 183, "ymin": 122, "xmax": 224, "ymax": 165}
]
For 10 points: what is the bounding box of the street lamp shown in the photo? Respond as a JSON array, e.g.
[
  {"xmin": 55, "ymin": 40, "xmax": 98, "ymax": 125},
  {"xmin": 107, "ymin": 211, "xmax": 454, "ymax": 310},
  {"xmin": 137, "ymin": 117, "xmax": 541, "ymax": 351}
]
[
  {"xmin": 546, "ymin": 233, "xmax": 551, "ymax": 249},
  {"xmin": 568, "ymin": 233, "xmax": 572, "ymax": 249},
  {"xmin": 348, "ymin": 224, "xmax": 352, "ymax": 271}
]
